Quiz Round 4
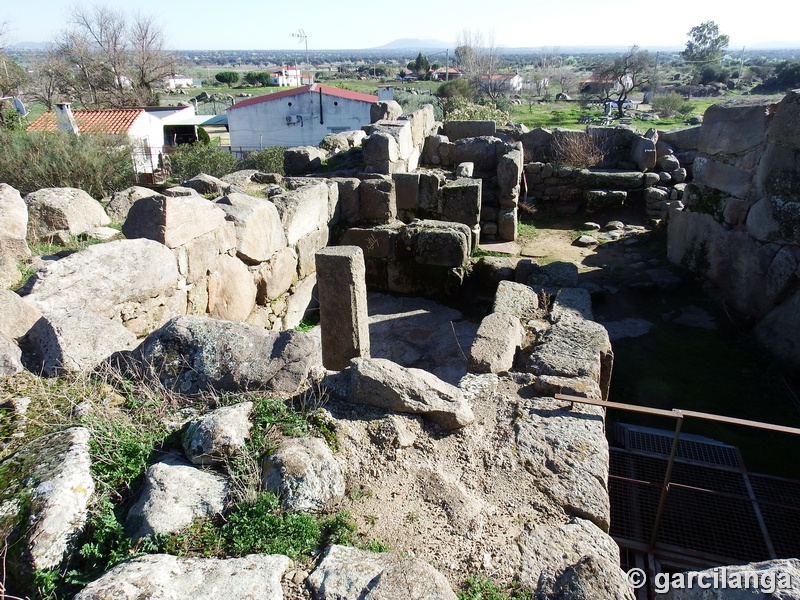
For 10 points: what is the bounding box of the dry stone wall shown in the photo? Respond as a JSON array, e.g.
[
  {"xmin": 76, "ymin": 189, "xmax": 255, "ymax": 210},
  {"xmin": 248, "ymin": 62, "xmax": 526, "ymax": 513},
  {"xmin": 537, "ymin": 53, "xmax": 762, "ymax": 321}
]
[{"xmin": 667, "ymin": 91, "xmax": 800, "ymax": 366}]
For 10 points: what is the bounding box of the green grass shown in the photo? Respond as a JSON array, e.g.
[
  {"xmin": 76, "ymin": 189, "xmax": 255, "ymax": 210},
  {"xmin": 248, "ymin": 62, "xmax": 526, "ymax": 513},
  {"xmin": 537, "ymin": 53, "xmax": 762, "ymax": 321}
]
[{"xmin": 458, "ymin": 575, "xmax": 534, "ymax": 600}]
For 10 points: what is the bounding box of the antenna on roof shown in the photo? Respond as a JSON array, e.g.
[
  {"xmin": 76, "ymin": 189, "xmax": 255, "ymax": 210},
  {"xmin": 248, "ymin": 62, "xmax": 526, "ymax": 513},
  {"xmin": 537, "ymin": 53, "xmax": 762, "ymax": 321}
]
[{"xmin": 290, "ymin": 29, "xmax": 308, "ymax": 67}]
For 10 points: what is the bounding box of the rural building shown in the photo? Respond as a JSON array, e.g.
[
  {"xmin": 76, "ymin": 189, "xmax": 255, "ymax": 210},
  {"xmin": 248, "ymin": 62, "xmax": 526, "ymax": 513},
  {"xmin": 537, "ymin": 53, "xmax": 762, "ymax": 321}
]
[
  {"xmin": 432, "ymin": 67, "xmax": 463, "ymax": 80},
  {"xmin": 227, "ymin": 84, "xmax": 378, "ymax": 151},
  {"xmin": 484, "ymin": 72, "xmax": 524, "ymax": 93},
  {"xmin": 26, "ymin": 104, "xmax": 219, "ymax": 177},
  {"xmin": 269, "ymin": 67, "xmax": 314, "ymax": 87},
  {"xmin": 164, "ymin": 74, "xmax": 195, "ymax": 89}
]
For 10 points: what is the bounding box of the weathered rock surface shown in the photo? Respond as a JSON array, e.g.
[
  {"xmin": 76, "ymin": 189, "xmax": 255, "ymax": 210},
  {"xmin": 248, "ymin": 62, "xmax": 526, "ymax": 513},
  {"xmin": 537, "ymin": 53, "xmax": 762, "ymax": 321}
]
[
  {"xmin": 27, "ymin": 309, "xmax": 138, "ymax": 375},
  {"xmin": 655, "ymin": 558, "xmax": 800, "ymax": 599},
  {"xmin": 1, "ymin": 427, "xmax": 94, "ymax": 579},
  {"xmin": 262, "ymin": 437, "xmax": 345, "ymax": 512},
  {"xmin": 493, "ymin": 280, "xmax": 540, "ymax": 318},
  {"xmin": 0, "ymin": 289, "xmax": 42, "ymax": 340},
  {"xmin": 284, "ymin": 146, "xmax": 326, "ymax": 175},
  {"xmin": 519, "ymin": 517, "xmax": 630, "ymax": 599},
  {"xmin": 182, "ymin": 402, "xmax": 253, "ymax": 465},
  {"xmin": 123, "ymin": 315, "xmax": 318, "ymax": 396},
  {"xmin": 0, "ymin": 184, "xmax": 30, "ymax": 261},
  {"xmin": 104, "ymin": 186, "xmax": 161, "ymax": 222},
  {"xmin": 350, "ymin": 357, "xmax": 475, "ymax": 429},
  {"xmin": 0, "ymin": 332, "xmax": 24, "ymax": 376},
  {"xmin": 122, "ymin": 194, "xmax": 227, "ymax": 248},
  {"xmin": 127, "ymin": 452, "xmax": 228, "ymax": 540},
  {"xmin": 308, "ymin": 545, "xmax": 458, "ymax": 600},
  {"xmin": 207, "ymin": 254, "xmax": 257, "ymax": 321},
  {"xmin": 272, "ymin": 183, "xmax": 329, "ymax": 245},
  {"xmin": 24, "ymin": 187, "xmax": 110, "ymax": 242},
  {"xmin": 468, "ymin": 312, "xmax": 523, "ymax": 374},
  {"xmin": 517, "ymin": 401, "xmax": 610, "ymax": 530},
  {"xmin": 22, "ymin": 239, "xmax": 181, "ymax": 336},
  {"xmin": 215, "ymin": 192, "xmax": 286, "ymax": 263},
  {"xmin": 182, "ymin": 173, "xmax": 229, "ymax": 196},
  {"xmin": 72, "ymin": 553, "xmax": 290, "ymax": 600}
]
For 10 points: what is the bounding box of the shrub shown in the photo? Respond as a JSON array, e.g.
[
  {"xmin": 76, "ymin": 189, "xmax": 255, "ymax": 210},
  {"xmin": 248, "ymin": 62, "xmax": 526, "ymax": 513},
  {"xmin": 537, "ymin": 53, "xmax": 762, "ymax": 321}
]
[
  {"xmin": 651, "ymin": 92, "xmax": 686, "ymax": 116},
  {"xmin": 0, "ymin": 130, "xmax": 135, "ymax": 197},
  {"xmin": 440, "ymin": 96, "xmax": 510, "ymax": 123},
  {"xmin": 551, "ymin": 130, "xmax": 610, "ymax": 168},
  {"xmin": 239, "ymin": 147, "xmax": 285, "ymax": 175},
  {"xmin": 168, "ymin": 142, "xmax": 238, "ymax": 181}
]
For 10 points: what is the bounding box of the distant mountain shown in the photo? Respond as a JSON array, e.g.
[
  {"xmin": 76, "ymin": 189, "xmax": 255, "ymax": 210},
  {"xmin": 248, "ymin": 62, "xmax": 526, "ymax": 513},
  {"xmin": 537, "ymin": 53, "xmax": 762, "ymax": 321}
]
[
  {"xmin": 374, "ymin": 38, "xmax": 450, "ymax": 50},
  {"xmin": 9, "ymin": 41, "xmax": 50, "ymax": 50}
]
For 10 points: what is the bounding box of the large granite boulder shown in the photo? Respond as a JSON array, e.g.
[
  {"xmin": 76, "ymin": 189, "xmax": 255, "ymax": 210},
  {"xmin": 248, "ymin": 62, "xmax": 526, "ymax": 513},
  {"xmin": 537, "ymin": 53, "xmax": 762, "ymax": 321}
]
[
  {"xmin": 262, "ymin": 437, "xmax": 345, "ymax": 513},
  {"xmin": 73, "ymin": 554, "xmax": 290, "ymax": 600},
  {"xmin": 308, "ymin": 545, "xmax": 458, "ymax": 600},
  {"xmin": 26, "ymin": 308, "xmax": 138, "ymax": 375},
  {"xmin": 24, "ymin": 187, "xmax": 110, "ymax": 243},
  {"xmin": 1, "ymin": 427, "xmax": 94, "ymax": 585},
  {"xmin": 0, "ymin": 184, "xmax": 31, "ymax": 262},
  {"xmin": 271, "ymin": 182, "xmax": 330, "ymax": 246},
  {"xmin": 350, "ymin": 357, "xmax": 474, "ymax": 430},
  {"xmin": 0, "ymin": 289, "xmax": 42, "ymax": 340},
  {"xmin": 284, "ymin": 146, "xmax": 326, "ymax": 175},
  {"xmin": 217, "ymin": 192, "xmax": 286, "ymax": 263},
  {"xmin": 122, "ymin": 194, "xmax": 227, "ymax": 249},
  {"xmin": 104, "ymin": 186, "xmax": 162, "ymax": 222},
  {"xmin": 126, "ymin": 452, "xmax": 228, "ymax": 540},
  {"xmin": 182, "ymin": 402, "xmax": 253, "ymax": 466},
  {"xmin": 122, "ymin": 315, "xmax": 319, "ymax": 396},
  {"xmin": 21, "ymin": 239, "xmax": 182, "ymax": 336}
]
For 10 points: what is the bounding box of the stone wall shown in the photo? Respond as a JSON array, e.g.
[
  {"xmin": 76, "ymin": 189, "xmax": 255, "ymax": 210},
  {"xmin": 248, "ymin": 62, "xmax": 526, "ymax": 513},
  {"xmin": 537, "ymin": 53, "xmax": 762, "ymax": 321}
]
[
  {"xmin": 360, "ymin": 108, "xmax": 523, "ymax": 242},
  {"xmin": 667, "ymin": 91, "xmax": 800, "ymax": 366}
]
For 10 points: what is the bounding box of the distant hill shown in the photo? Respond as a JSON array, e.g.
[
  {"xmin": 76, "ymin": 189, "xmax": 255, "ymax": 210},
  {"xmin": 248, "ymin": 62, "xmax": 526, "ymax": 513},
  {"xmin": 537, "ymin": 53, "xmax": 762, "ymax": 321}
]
[
  {"xmin": 374, "ymin": 38, "xmax": 449, "ymax": 50},
  {"xmin": 9, "ymin": 41, "xmax": 50, "ymax": 50}
]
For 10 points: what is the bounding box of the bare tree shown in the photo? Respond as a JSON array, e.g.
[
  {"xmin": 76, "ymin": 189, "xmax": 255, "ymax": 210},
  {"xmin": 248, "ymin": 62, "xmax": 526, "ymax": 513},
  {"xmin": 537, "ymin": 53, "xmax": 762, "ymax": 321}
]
[
  {"xmin": 455, "ymin": 29, "xmax": 501, "ymax": 100},
  {"xmin": 26, "ymin": 48, "xmax": 69, "ymax": 110},
  {"xmin": 593, "ymin": 45, "xmax": 652, "ymax": 118},
  {"xmin": 56, "ymin": 4, "xmax": 174, "ymax": 108}
]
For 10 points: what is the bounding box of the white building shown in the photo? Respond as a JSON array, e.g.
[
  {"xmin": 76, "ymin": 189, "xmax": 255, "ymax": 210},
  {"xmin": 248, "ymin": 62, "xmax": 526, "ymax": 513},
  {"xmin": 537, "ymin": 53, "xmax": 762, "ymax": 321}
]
[
  {"xmin": 269, "ymin": 67, "xmax": 313, "ymax": 87},
  {"xmin": 227, "ymin": 84, "xmax": 378, "ymax": 151},
  {"xmin": 164, "ymin": 74, "xmax": 195, "ymax": 89}
]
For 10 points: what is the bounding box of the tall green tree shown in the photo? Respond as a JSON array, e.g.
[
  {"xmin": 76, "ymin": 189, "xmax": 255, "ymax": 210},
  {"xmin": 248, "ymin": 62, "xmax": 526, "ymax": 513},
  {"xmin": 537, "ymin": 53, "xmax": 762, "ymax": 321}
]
[
  {"xmin": 215, "ymin": 71, "xmax": 240, "ymax": 87},
  {"xmin": 682, "ymin": 21, "xmax": 730, "ymax": 64}
]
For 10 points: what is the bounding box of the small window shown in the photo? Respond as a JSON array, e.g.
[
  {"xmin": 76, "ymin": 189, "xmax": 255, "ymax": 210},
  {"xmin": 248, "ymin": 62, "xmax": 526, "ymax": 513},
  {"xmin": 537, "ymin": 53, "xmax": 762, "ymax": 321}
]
[
  {"xmin": 333, "ymin": 101, "xmax": 339, "ymax": 106},
  {"xmin": 288, "ymin": 101, "xmax": 293, "ymax": 106}
]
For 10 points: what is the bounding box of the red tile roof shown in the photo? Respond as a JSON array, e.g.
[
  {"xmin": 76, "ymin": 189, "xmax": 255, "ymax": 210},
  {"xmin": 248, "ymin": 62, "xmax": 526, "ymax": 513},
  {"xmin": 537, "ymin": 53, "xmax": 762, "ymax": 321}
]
[
  {"xmin": 228, "ymin": 84, "xmax": 378, "ymax": 111},
  {"xmin": 26, "ymin": 108, "xmax": 145, "ymax": 135}
]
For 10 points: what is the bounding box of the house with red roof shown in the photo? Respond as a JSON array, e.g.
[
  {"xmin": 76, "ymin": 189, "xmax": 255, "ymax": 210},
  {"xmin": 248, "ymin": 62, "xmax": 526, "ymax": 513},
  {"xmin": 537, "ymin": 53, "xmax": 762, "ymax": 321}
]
[
  {"xmin": 227, "ymin": 84, "xmax": 378, "ymax": 151},
  {"xmin": 26, "ymin": 103, "xmax": 217, "ymax": 177},
  {"xmin": 269, "ymin": 67, "xmax": 314, "ymax": 87}
]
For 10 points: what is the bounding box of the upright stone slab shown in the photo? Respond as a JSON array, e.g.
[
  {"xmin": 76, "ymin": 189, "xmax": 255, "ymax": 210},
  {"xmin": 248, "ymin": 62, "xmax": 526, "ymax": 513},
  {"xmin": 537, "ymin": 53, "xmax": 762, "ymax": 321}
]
[{"xmin": 315, "ymin": 246, "xmax": 370, "ymax": 371}]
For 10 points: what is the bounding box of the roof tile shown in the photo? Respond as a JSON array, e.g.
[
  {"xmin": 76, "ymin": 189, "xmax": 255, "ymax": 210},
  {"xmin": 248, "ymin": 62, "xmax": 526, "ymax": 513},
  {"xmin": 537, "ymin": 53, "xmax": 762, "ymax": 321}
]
[{"xmin": 26, "ymin": 109, "xmax": 144, "ymax": 135}]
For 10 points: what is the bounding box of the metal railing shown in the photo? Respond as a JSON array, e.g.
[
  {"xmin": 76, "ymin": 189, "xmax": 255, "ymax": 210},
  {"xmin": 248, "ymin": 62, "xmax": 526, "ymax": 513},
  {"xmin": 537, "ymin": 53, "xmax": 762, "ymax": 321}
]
[{"xmin": 555, "ymin": 393, "xmax": 800, "ymax": 569}]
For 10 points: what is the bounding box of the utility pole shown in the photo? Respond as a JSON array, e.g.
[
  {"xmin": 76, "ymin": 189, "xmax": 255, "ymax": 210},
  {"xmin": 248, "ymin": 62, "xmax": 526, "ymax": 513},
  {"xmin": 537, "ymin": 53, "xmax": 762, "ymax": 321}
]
[
  {"xmin": 652, "ymin": 51, "xmax": 660, "ymax": 95},
  {"xmin": 738, "ymin": 46, "xmax": 745, "ymax": 89}
]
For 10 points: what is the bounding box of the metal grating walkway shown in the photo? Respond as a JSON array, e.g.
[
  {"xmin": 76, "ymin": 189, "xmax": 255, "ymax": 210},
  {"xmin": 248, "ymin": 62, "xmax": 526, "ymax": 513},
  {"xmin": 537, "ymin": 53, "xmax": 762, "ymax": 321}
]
[{"xmin": 609, "ymin": 424, "xmax": 800, "ymax": 566}]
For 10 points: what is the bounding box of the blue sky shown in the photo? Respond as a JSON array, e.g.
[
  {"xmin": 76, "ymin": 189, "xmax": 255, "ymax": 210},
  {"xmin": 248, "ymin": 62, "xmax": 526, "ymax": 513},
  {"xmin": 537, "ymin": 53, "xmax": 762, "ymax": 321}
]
[{"xmin": 3, "ymin": 0, "xmax": 799, "ymax": 51}]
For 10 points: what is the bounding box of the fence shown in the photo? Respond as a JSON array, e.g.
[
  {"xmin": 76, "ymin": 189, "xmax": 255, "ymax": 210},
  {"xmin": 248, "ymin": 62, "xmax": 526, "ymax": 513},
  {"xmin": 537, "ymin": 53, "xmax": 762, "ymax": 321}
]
[{"xmin": 554, "ymin": 393, "xmax": 800, "ymax": 596}]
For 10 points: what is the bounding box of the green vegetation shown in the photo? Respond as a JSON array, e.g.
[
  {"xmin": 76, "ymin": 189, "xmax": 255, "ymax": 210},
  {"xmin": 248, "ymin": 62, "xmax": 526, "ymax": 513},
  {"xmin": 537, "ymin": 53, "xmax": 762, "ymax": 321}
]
[
  {"xmin": 239, "ymin": 147, "xmax": 285, "ymax": 175},
  {"xmin": 0, "ymin": 130, "xmax": 135, "ymax": 197},
  {"xmin": 215, "ymin": 71, "xmax": 241, "ymax": 87},
  {"xmin": 457, "ymin": 575, "xmax": 534, "ymax": 600},
  {"xmin": 168, "ymin": 142, "xmax": 239, "ymax": 181}
]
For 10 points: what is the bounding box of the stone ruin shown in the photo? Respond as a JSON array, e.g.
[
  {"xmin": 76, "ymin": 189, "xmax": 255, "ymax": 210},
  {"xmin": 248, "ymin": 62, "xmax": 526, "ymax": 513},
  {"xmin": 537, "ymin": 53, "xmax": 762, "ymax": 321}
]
[
  {"xmin": 2, "ymin": 90, "xmax": 800, "ymax": 597},
  {"xmin": 666, "ymin": 90, "xmax": 800, "ymax": 367}
]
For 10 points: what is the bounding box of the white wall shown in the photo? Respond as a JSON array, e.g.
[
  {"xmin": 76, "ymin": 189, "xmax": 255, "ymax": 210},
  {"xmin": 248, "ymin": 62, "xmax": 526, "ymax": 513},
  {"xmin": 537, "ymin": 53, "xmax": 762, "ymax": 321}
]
[
  {"xmin": 228, "ymin": 91, "xmax": 373, "ymax": 150},
  {"xmin": 128, "ymin": 113, "xmax": 168, "ymax": 173}
]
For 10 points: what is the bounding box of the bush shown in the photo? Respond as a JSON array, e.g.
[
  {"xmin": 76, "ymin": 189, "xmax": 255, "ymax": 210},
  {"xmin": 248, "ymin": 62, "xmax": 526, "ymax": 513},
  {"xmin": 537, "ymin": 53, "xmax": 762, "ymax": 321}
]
[
  {"xmin": 651, "ymin": 92, "xmax": 686, "ymax": 116},
  {"xmin": 440, "ymin": 96, "xmax": 510, "ymax": 123},
  {"xmin": 551, "ymin": 130, "xmax": 610, "ymax": 168},
  {"xmin": 0, "ymin": 130, "xmax": 135, "ymax": 197},
  {"xmin": 239, "ymin": 147, "xmax": 285, "ymax": 175},
  {"xmin": 169, "ymin": 143, "xmax": 239, "ymax": 181}
]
